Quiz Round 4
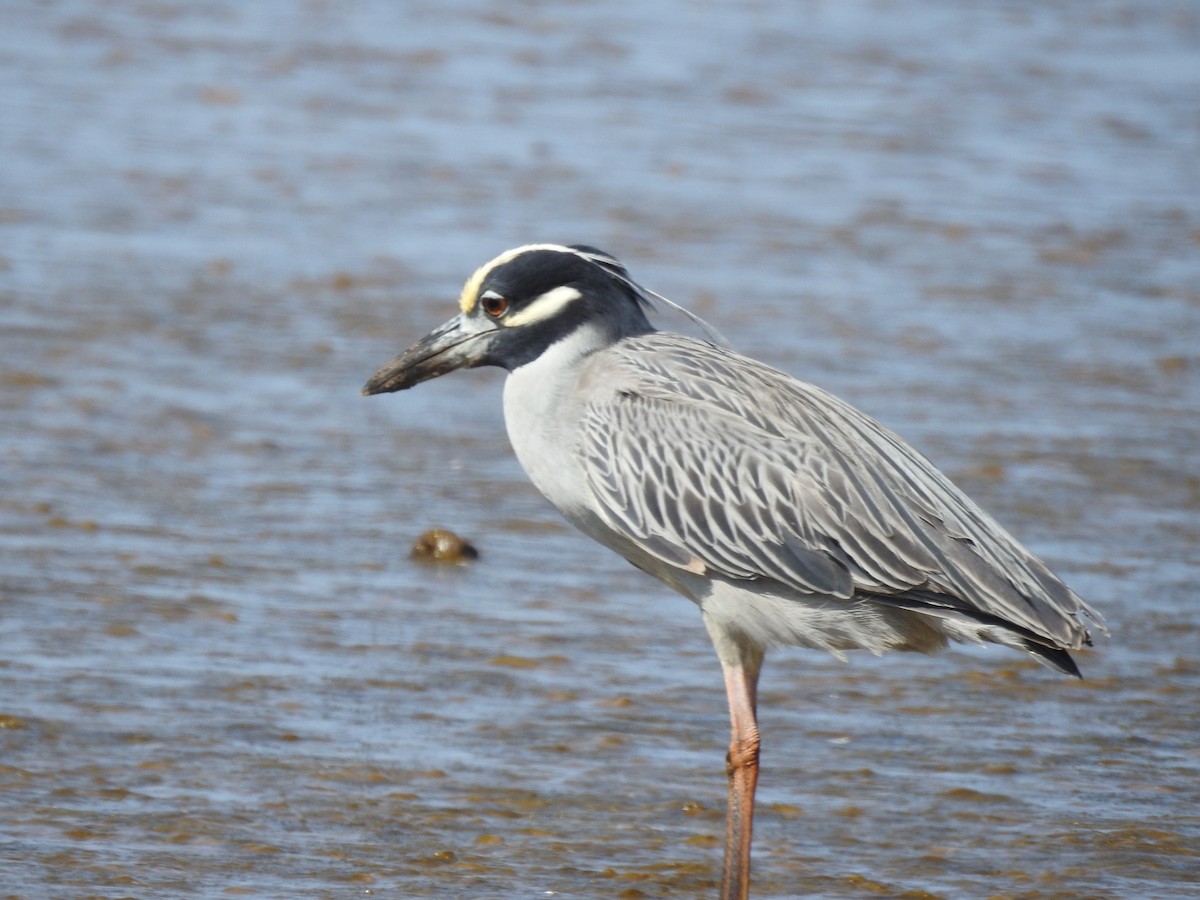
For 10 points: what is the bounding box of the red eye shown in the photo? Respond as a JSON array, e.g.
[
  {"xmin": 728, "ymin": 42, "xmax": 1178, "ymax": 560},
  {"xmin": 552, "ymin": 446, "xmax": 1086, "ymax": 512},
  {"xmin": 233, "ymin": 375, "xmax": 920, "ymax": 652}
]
[{"xmin": 481, "ymin": 294, "xmax": 509, "ymax": 318}]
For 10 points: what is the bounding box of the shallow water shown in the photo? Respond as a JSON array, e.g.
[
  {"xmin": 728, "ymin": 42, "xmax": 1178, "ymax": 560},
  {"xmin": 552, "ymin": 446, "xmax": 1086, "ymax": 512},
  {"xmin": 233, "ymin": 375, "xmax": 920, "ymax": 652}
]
[{"xmin": 2, "ymin": 1, "xmax": 1198, "ymax": 897}]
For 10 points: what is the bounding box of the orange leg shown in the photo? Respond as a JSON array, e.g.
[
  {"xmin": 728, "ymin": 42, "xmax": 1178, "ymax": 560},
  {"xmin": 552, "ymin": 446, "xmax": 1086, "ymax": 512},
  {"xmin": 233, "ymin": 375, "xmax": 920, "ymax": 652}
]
[{"xmin": 719, "ymin": 657, "xmax": 762, "ymax": 900}]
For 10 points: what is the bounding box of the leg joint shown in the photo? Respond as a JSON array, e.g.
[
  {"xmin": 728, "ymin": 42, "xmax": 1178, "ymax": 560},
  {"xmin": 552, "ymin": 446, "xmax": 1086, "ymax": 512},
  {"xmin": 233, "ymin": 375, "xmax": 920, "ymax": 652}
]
[{"xmin": 726, "ymin": 731, "xmax": 760, "ymax": 776}]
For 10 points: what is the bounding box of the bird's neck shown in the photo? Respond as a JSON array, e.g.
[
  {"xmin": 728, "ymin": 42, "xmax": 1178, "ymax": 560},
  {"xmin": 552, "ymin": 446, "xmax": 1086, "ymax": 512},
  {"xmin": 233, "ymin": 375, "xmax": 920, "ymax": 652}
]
[{"xmin": 501, "ymin": 324, "xmax": 609, "ymax": 518}]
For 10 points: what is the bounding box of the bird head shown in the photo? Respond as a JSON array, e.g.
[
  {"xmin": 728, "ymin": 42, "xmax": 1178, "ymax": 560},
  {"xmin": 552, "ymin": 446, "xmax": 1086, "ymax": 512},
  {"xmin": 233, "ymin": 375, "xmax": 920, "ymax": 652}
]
[{"xmin": 362, "ymin": 244, "xmax": 654, "ymax": 395}]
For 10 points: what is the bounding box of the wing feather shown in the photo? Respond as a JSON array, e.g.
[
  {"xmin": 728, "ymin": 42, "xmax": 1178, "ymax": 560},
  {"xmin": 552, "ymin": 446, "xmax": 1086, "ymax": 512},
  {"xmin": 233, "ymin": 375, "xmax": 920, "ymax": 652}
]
[{"xmin": 577, "ymin": 334, "xmax": 1102, "ymax": 649}]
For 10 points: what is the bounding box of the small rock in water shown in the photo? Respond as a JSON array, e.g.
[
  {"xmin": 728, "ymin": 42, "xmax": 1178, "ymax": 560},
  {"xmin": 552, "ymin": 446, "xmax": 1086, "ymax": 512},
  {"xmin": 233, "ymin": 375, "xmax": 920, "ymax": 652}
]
[{"xmin": 410, "ymin": 528, "xmax": 478, "ymax": 564}]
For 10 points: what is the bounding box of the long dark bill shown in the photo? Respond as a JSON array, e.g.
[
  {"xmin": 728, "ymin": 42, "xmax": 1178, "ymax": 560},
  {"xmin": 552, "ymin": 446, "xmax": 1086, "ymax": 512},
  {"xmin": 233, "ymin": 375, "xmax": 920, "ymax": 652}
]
[{"xmin": 361, "ymin": 313, "xmax": 492, "ymax": 395}]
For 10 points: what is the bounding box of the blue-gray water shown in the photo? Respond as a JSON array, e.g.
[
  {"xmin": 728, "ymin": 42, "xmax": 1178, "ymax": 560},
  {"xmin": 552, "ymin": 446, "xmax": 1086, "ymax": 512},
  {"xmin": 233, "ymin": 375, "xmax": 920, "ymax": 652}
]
[{"xmin": 2, "ymin": 2, "xmax": 1198, "ymax": 897}]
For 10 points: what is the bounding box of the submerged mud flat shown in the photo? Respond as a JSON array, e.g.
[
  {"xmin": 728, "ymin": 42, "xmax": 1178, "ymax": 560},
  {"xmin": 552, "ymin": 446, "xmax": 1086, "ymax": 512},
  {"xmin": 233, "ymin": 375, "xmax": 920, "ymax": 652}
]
[{"xmin": 2, "ymin": 1, "xmax": 1198, "ymax": 897}]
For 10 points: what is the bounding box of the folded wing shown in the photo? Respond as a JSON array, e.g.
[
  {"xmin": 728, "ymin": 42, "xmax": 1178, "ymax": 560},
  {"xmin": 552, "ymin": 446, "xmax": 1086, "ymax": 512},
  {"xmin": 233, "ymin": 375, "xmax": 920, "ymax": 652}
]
[{"xmin": 578, "ymin": 334, "xmax": 1102, "ymax": 653}]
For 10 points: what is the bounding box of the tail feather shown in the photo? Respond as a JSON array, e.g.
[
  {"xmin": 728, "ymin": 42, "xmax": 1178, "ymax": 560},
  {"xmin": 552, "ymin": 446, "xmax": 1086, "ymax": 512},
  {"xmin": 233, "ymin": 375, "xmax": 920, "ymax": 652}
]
[{"xmin": 867, "ymin": 589, "xmax": 1088, "ymax": 677}]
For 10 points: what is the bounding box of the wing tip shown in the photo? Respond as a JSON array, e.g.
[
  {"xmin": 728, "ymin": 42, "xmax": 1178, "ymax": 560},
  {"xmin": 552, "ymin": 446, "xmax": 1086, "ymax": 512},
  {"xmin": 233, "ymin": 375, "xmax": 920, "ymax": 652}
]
[{"xmin": 1022, "ymin": 639, "xmax": 1083, "ymax": 678}]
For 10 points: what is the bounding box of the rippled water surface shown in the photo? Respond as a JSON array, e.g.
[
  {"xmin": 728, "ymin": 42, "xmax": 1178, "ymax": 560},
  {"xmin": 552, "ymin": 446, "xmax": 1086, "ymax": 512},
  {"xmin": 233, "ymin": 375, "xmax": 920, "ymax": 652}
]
[{"xmin": 2, "ymin": 2, "xmax": 1198, "ymax": 897}]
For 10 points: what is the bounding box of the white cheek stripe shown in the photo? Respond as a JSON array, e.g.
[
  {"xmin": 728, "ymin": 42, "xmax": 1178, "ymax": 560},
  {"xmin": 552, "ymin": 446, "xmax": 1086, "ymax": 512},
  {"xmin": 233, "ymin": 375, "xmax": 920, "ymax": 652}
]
[{"xmin": 504, "ymin": 285, "xmax": 583, "ymax": 327}]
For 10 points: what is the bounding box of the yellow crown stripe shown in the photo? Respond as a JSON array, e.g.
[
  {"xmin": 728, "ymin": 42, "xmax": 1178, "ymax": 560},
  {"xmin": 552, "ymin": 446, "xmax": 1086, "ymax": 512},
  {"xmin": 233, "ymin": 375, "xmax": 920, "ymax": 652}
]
[{"xmin": 458, "ymin": 244, "xmax": 579, "ymax": 313}]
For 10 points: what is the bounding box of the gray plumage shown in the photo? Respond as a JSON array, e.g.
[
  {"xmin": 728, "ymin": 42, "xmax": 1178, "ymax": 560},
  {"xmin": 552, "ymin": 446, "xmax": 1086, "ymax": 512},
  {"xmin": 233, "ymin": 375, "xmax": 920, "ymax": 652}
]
[
  {"xmin": 573, "ymin": 332, "xmax": 1093, "ymax": 668},
  {"xmin": 363, "ymin": 243, "xmax": 1104, "ymax": 900}
]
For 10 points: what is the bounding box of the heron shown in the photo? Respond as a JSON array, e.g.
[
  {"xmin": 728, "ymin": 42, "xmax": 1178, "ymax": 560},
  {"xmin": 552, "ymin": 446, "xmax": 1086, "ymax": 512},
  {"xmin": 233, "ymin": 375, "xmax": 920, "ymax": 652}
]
[{"xmin": 362, "ymin": 243, "xmax": 1103, "ymax": 899}]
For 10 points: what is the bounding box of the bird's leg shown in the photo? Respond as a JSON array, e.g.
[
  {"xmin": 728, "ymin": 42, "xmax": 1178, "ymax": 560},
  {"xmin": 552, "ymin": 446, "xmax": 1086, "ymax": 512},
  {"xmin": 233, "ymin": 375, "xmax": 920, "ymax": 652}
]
[
  {"xmin": 721, "ymin": 660, "xmax": 761, "ymax": 900},
  {"xmin": 707, "ymin": 629, "xmax": 763, "ymax": 900}
]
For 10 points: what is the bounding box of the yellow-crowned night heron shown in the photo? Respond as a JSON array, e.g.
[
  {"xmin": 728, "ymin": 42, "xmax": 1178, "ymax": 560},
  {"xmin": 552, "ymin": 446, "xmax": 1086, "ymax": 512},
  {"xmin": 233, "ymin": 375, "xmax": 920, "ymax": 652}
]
[{"xmin": 363, "ymin": 244, "xmax": 1103, "ymax": 900}]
